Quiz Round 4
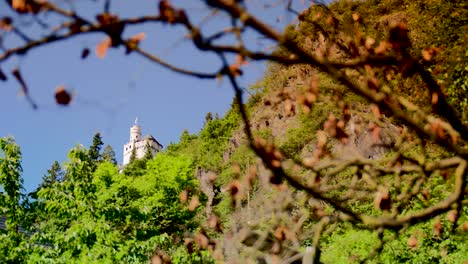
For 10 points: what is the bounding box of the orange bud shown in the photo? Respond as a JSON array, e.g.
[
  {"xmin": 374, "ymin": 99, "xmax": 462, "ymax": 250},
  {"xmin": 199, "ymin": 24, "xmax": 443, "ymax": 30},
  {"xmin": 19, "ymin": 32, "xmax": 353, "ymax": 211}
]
[
  {"xmin": 447, "ymin": 210, "xmax": 457, "ymax": 223},
  {"xmin": 0, "ymin": 17, "xmax": 12, "ymax": 31},
  {"xmin": 195, "ymin": 232, "xmax": 209, "ymax": 249},
  {"xmin": 352, "ymin": 13, "xmax": 361, "ymax": 22},
  {"xmin": 433, "ymin": 218, "xmax": 442, "ymax": 236},
  {"xmin": 180, "ymin": 189, "xmax": 188, "ymax": 203},
  {"xmin": 407, "ymin": 235, "xmax": 418, "ymax": 248},
  {"xmin": 208, "ymin": 215, "xmax": 219, "ymax": 230},
  {"xmin": 463, "ymin": 222, "xmax": 468, "ymax": 232},
  {"xmin": 188, "ymin": 196, "xmax": 199, "ymax": 211},
  {"xmin": 55, "ymin": 86, "xmax": 72, "ymax": 105},
  {"xmin": 96, "ymin": 37, "xmax": 112, "ymax": 59}
]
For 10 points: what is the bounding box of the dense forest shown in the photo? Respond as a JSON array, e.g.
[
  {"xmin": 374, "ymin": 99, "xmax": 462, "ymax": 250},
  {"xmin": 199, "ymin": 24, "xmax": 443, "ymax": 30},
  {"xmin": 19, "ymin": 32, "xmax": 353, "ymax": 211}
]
[{"xmin": 0, "ymin": 0, "xmax": 467, "ymax": 263}]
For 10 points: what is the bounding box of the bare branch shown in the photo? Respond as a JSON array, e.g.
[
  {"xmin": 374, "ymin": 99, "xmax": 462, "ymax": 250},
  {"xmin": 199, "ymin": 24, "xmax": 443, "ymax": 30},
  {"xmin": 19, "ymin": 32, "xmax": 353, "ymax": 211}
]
[{"xmin": 132, "ymin": 45, "xmax": 219, "ymax": 79}]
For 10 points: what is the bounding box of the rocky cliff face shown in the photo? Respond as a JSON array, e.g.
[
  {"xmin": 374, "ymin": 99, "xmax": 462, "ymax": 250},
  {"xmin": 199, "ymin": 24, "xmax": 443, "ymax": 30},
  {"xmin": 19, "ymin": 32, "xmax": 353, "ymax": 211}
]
[
  {"xmin": 192, "ymin": 1, "xmax": 467, "ymax": 262},
  {"xmin": 223, "ymin": 65, "xmax": 401, "ymax": 166},
  {"xmin": 332, "ymin": 113, "xmax": 401, "ymax": 160},
  {"xmin": 196, "ymin": 168, "xmax": 217, "ymax": 216}
]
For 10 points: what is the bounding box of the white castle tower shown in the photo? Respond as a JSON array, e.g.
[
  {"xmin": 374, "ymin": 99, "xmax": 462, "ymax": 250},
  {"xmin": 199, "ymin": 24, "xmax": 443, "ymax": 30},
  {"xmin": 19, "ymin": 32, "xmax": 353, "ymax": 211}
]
[{"xmin": 122, "ymin": 118, "xmax": 163, "ymax": 166}]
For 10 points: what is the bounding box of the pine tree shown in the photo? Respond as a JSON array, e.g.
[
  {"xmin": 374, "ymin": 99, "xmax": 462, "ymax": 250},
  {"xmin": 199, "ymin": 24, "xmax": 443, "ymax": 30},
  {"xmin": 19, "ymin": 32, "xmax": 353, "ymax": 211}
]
[
  {"xmin": 204, "ymin": 112, "xmax": 213, "ymax": 125},
  {"xmin": 101, "ymin": 145, "xmax": 117, "ymax": 165},
  {"xmin": 143, "ymin": 142, "xmax": 153, "ymax": 160},
  {"xmin": 88, "ymin": 132, "xmax": 104, "ymax": 162},
  {"xmin": 39, "ymin": 161, "xmax": 63, "ymax": 188},
  {"xmin": 129, "ymin": 146, "xmax": 137, "ymax": 164},
  {"xmin": 124, "ymin": 146, "xmax": 146, "ymax": 177}
]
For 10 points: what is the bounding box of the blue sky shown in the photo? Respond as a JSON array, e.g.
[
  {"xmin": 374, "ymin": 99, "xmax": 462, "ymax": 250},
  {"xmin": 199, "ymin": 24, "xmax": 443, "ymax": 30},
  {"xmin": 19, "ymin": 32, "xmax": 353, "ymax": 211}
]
[{"xmin": 0, "ymin": 0, "xmax": 309, "ymax": 192}]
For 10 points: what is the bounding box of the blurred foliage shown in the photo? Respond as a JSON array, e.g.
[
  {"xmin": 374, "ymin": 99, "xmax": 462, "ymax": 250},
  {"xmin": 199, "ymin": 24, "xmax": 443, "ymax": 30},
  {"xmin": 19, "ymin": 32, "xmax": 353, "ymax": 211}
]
[
  {"xmin": 299, "ymin": 0, "xmax": 468, "ymax": 123},
  {"xmin": 0, "ymin": 137, "xmax": 208, "ymax": 263},
  {"xmin": 0, "ymin": 0, "xmax": 466, "ymax": 262}
]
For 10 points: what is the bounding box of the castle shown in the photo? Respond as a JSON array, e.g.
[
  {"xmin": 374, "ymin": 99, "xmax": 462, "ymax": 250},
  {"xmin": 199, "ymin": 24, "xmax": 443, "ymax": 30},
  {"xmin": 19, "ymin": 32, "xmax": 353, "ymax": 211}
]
[{"xmin": 122, "ymin": 118, "xmax": 163, "ymax": 166}]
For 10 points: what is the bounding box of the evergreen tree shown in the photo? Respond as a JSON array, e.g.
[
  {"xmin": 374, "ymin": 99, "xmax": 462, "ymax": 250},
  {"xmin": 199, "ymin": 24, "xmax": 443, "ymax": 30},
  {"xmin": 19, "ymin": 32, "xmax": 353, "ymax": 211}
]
[
  {"xmin": 39, "ymin": 161, "xmax": 63, "ymax": 188},
  {"xmin": 143, "ymin": 142, "xmax": 153, "ymax": 160},
  {"xmin": 129, "ymin": 146, "xmax": 137, "ymax": 164},
  {"xmin": 101, "ymin": 145, "xmax": 117, "ymax": 165},
  {"xmin": 204, "ymin": 112, "xmax": 213, "ymax": 125},
  {"xmin": 124, "ymin": 146, "xmax": 146, "ymax": 177},
  {"xmin": 88, "ymin": 132, "xmax": 104, "ymax": 162}
]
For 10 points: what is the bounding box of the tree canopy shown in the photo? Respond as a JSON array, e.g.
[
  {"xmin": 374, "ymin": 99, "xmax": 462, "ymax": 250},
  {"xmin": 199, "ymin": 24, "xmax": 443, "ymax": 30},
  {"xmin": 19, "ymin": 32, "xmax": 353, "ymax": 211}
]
[{"xmin": 0, "ymin": 0, "xmax": 467, "ymax": 263}]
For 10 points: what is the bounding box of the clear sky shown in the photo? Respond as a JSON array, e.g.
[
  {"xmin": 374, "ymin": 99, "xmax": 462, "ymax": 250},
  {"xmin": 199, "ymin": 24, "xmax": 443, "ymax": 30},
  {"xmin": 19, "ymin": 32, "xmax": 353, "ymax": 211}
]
[{"xmin": 0, "ymin": 0, "xmax": 310, "ymax": 192}]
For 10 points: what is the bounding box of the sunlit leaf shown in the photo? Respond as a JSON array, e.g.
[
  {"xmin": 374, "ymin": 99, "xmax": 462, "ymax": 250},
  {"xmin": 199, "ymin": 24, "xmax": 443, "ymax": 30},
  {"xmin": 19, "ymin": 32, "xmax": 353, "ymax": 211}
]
[
  {"xmin": 10, "ymin": 0, "xmax": 46, "ymax": 14},
  {"xmin": 433, "ymin": 218, "xmax": 442, "ymax": 236},
  {"xmin": 180, "ymin": 189, "xmax": 188, "ymax": 203},
  {"xmin": 96, "ymin": 37, "xmax": 112, "ymax": 59},
  {"xmin": 447, "ymin": 210, "xmax": 457, "ymax": 223},
  {"xmin": 407, "ymin": 235, "xmax": 418, "ymax": 248},
  {"xmin": 194, "ymin": 231, "xmax": 209, "ymax": 249},
  {"xmin": 188, "ymin": 195, "xmax": 199, "ymax": 211},
  {"xmin": 125, "ymin": 32, "xmax": 146, "ymax": 54}
]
